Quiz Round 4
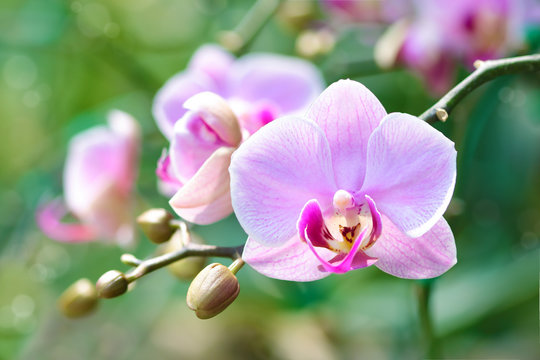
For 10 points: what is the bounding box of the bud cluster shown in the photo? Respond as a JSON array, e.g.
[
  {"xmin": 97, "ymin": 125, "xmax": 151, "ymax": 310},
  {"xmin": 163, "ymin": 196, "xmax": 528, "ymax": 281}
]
[{"xmin": 58, "ymin": 209, "xmax": 244, "ymax": 321}]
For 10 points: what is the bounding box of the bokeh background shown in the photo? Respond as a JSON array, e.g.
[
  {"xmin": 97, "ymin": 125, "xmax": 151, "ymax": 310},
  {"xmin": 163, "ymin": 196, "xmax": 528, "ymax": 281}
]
[{"xmin": 1, "ymin": 0, "xmax": 539, "ymax": 359}]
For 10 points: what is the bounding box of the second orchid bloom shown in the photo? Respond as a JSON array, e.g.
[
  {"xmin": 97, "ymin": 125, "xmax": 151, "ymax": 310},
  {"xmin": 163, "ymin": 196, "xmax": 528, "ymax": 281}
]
[{"xmin": 154, "ymin": 45, "xmax": 324, "ymax": 224}]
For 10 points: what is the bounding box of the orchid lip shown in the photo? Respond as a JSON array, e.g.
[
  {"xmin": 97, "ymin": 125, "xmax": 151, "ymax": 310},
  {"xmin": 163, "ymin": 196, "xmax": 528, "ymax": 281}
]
[{"xmin": 297, "ymin": 194, "xmax": 383, "ymax": 274}]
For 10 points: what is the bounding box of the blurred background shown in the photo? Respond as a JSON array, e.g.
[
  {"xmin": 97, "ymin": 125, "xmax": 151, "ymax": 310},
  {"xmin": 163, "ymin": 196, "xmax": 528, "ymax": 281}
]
[{"xmin": 0, "ymin": 0, "xmax": 539, "ymax": 359}]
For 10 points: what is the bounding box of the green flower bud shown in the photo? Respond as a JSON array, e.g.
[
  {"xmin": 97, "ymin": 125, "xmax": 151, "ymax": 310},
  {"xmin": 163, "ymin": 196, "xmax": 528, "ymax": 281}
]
[
  {"xmin": 58, "ymin": 278, "xmax": 98, "ymax": 318},
  {"xmin": 137, "ymin": 208, "xmax": 174, "ymax": 244},
  {"xmin": 96, "ymin": 270, "xmax": 128, "ymax": 298},
  {"xmin": 186, "ymin": 263, "xmax": 240, "ymax": 319},
  {"xmin": 167, "ymin": 232, "xmax": 206, "ymax": 280},
  {"xmin": 277, "ymin": 0, "xmax": 316, "ymax": 32}
]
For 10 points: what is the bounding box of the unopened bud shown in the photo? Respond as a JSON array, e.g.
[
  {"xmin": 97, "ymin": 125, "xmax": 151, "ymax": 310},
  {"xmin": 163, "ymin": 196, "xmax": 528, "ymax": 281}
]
[
  {"xmin": 219, "ymin": 31, "xmax": 244, "ymax": 54},
  {"xmin": 58, "ymin": 278, "xmax": 98, "ymax": 318},
  {"xmin": 277, "ymin": 0, "xmax": 316, "ymax": 31},
  {"xmin": 186, "ymin": 263, "xmax": 240, "ymax": 319},
  {"xmin": 167, "ymin": 231, "xmax": 206, "ymax": 280},
  {"xmin": 96, "ymin": 270, "xmax": 128, "ymax": 298},
  {"xmin": 374, "ymin": 19, "xmax": 410, "ymax": 69},
  {"xmin": 137, "ymin": 208, "xmax": 174, "ymax": 244},
  {"xmin": 296, "ymin": 28, "xmax": 335, "ymax": 59}
]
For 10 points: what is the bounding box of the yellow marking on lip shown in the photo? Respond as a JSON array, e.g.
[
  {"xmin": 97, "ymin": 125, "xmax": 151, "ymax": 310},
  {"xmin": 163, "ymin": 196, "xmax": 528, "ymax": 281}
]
[{"xmin": 339, "ymin": 223, "xmax": 360, "ymax": 244}]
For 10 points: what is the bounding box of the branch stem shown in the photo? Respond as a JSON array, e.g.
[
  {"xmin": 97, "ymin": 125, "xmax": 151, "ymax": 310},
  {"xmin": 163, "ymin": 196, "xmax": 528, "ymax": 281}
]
[
  {"xmin": 124, "ymin": 243, "xmax": 244, "ymax": 283},
  {"xmin": 221, "ymin": 0, "xmax": 281, "ymax": 55},
  {"xmin": 416, "ymin": 280, "xmax": 439, "ymax": 358},
  {"xmin": 419, "ymin": 54, "xmax": 540, "ymax": 123}
]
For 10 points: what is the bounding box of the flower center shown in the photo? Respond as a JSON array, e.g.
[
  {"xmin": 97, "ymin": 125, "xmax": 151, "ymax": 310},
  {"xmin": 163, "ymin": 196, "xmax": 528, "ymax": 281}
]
[
  {"xmin": 319, "ymin": 190, "xmax": 380, "ymax": 254},
  {"xmin": 297, "ymin": 193, "xmax": 382, "ymax": 274}
]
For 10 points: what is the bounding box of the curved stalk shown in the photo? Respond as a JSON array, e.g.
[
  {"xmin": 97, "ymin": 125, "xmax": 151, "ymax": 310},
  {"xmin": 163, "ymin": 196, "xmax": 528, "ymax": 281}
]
[{"xmin": 419, "ymin": 54, "xmax": 540, "ymax": 123}]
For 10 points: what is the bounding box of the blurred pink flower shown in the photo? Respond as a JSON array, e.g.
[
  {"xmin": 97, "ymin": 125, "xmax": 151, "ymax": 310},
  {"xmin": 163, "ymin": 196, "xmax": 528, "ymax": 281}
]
[
  {"xmin": 37, "ymin": 111, "xmax": 140, "ymax": 246},
  {"xmin": 376, "ymin": 0, "xmax": 531, "ymax": 93},
  {"xmin": 154, "ymin": 45, "xmax": 325, "ymax": 225},
  {"xmin": 322, "ymin": 0, "xmax": 411, "ymax": 23},
  {"xmin": 230, "ymin": 80, "xmax": 457, "ymax": 281}
]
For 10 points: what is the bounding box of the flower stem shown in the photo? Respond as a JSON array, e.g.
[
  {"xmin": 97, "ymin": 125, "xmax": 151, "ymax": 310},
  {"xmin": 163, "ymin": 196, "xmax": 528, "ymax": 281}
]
[
  {"xmin": 416, "ymin": 280, "xmax": 439, "ymax": 358},
  {"xmin": 419, "ymin": 54, "xmax": 540, "ymax": 124},
  {"xmin": 220, "ymin": 0, "xmax": 282, "ymax": 55},
  {"xmin": 124, "ymin": 242, "xmax": 244, "ymax": 283},
  {"xmin": 228, "ymin": 258, "xmax": 245, "ymax": 275}
]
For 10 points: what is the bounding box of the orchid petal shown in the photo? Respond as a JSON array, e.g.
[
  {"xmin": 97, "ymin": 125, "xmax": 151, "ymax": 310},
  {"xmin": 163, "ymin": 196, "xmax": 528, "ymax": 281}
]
[
  {"xmin": 364, "ymin": 216, "xmax": 456, "ymax": 279},
  {"xmin": 59, "ymin": 111, "xmax": 138, "ymax": 246},
  {"xmin": 226, "ymin": 54, "xmax": 324, "ymax": 114},
  {"xmin": 36, "ymin": 200, "xmax": 96, "ymax": 243},
  {"xmin": 230, "ymin": 116, "xmax": 336, "ymax": 247},
  {"xmin": 362, "ymin": 194, "xmax": 383, "ymax": 249},
  {"xmin": 361, "ymin": 112, "xmax": 456, "ymax": 238},
  {"xmin": 305, "ymin": 79, "xmax": 387, "ymax": 190},
  {"xmin": 243, "ymin": 236, "xmax": 335, "ymax": 282},
  {"xmin": 188, "ymin": 44, "xmax": 234, "ymax": 92},
  {"xmin": 83, "ymin": 181, "xmax": 135, "ymax": 246},
  {"xmin": 63, "ymin": 114, "xmax": 137, "ymax": 220},
  {"xmin": 152, "ymin": 71, "xmax": 216, "ymax": 140},
  {"xmin": 183, "ymin": 92, "xmax": 242, "ymax": 146},
  {"xmin": 170, "ymin": 147, "xmax": 235, "ymax": 224},
  {"xmin": 169, "ymin": 111, "xmax": 229, "ymax": 184},
  {"xmin": 156, "ymin": 150, "xmax": 182, "ymax": 197}
]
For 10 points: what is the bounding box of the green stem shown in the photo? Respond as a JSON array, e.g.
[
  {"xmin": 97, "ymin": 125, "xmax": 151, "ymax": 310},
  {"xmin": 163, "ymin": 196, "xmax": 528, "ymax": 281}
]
[
  {"xmin": 222, "ymin": 0, "xmax": 282, "ymax": 56},
  {"xmin": 419, "ymin": 54, "xmax": 540, "ymax": 124},
  {"xmin": 228, "ymin": 258, "xmax": 245, "ymax": 275},
  {"xmin": 416, "ymin": 280, "xmax": 439, "ymax": 358},
  {"xmin": 124, "ymin": 243, "xmax": 244, "ymax": 283}
]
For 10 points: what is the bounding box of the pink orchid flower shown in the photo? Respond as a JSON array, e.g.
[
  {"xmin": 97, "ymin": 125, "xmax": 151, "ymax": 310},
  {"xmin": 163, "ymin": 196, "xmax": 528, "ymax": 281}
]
[
  {"xmin": 37, "ymin": 111, "xmax": 140, "ymax": 246},
  {"xmin": 230, "ymin": 80, "xmax": 457, "ymax": 281},
  {"xmin": 376, "ymin": 0, "xmax": 531, "ymax": 93},
  {"xmin": 322, "ymin": 0, "xmax": 411, "ymax": 23},
  {"xmin": 154, "ymin": 45, "xmax": 324, "ymax": 225}
]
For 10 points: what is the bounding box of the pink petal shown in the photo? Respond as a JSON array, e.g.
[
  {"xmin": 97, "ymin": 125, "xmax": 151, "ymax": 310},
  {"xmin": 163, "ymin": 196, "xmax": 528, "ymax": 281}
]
[
  {"xmin": 169, "ymin": 111, "xmax": 229, "ymax": 184},
  {"xmin": 230, "ymin": 117, "xmax": 336, "ymax": 247},
  {"xmin": 226, "ymin": 53, "xmax": 324, "ymax": 115},
  {"xmin": 36, "ymin": 200, "xmax": 96, "ymax": 243},
  {"xmin": 169, "ymin": 147, "xmax": 235, "ymax": 225},
  {"xmin": 305, "ymin": 79, "xmax": 387, "ymax": 190},
  {"xmin": 243, "ymin": 236, "xmax": 334, "ymax": 282},
  {"xmin": 364, "ymin": 216, "xmax": 456, "ymax": 279},
  {"xmin": 183, "ymin": 92, "xmax": 242, "ymax": 146},
  {"xmin": 188, "ymin": 44, "xmax": 234, "ymax": 92},
  {"xmin": 156, "ymin": 150, "xmax": 182, "ymax": 197},
  {"xmin": 63, "ymin": 112, "xmax": 139, "ymax": 222},
  {"xmin": 106, "ymin": 110, "xmax": 140, "ymax": 193},
  {"xmin": 362, "ymin": 194, "xmax": 383, "ymax": 249},
  {"xmin": 361, "ymin": 112, "xmax": 456, "ymax": 238},
  {"xmin": 152, "ymin": 71, "xmax": 216, "ymax": 140},
  {"xmin": 83, "ymin": 181, "xmax": 135, "ymax": 246}
]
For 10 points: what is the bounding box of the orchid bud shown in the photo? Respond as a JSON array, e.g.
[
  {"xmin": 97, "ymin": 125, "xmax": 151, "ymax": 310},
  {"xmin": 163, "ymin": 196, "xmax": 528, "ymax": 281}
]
[
  {"xmin": 137, "ymin": 208, "xmax": 174, "ymax": 244},
  {"xmin": 296, "ymin": 29, "xmax": 335, "ymax": 59},
  {"xmin": 186, "ymin": 263, "xmax": 240, "ymax": 319},
  {"xmin": 374, "ymin": 19, "xmax": 410, "ymax": 70},
  {"xmin": 58, "ymin": 278, "xmax": 98, "ymax": 318},
  {"xmin": 277, "ymin": 0, "xmax": 316, "ymax": 31},
  {"xmin": 167, "ymin": 231, "xmax": 206, "ymax": 280},
  {"xmin": 96, "ymin": 270, "xmax": 128, "ymax": 298}
]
